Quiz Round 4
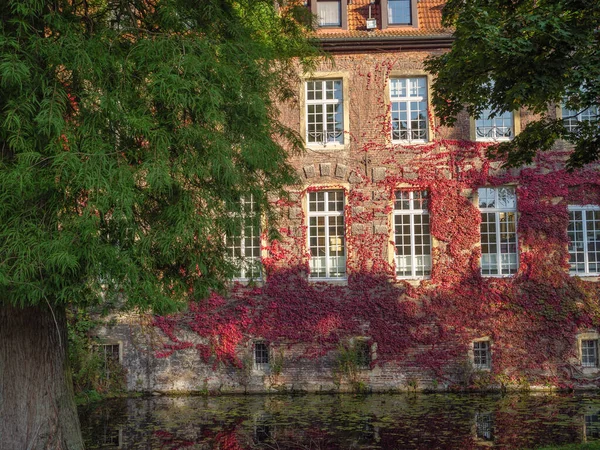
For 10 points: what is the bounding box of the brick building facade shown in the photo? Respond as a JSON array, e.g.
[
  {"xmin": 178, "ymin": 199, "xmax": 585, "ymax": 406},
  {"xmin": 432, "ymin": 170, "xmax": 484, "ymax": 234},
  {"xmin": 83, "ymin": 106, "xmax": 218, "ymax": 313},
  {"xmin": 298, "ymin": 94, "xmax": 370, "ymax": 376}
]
[{"xmin": 98, "ymin": 0, "xmax": 600, "ymax": 394}]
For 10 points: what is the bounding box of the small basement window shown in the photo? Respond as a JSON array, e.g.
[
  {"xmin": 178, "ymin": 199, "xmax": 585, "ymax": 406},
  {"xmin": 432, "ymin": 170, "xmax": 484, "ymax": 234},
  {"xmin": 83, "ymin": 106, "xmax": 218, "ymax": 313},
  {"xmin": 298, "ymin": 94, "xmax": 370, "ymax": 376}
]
[
  {"xmin": 582, "ymin": 339, "xmax": 599, "ymax": 368},
  {"xmin": 355, "ymin": 339, "xmax": 371, "ymax": 369},
  {"xmin": 100, "ymin": 343, "xmax": 121, "ymax": 363},
  {"xmin": 473, "ymin": 340, "xmax": 491, "ymax": 370},
  {"xmin": 254, "ymin": 341, "xmax": 270, "ymax": 370}
]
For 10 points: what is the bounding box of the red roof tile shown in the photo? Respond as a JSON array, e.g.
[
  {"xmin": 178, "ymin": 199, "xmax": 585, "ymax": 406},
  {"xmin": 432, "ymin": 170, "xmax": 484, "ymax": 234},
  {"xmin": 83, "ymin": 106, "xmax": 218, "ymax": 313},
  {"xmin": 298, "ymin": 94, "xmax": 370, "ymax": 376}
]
[{"xmin": 313, "ymin": 0, "xmax": 451, "ymax": 39}]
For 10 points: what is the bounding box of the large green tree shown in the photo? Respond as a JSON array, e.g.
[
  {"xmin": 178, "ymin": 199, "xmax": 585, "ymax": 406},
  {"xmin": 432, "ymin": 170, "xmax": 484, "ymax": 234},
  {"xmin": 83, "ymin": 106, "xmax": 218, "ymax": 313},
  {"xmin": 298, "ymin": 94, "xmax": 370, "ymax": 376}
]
[
  {"xmin": 0, "ymin": 0, "xmax": 317, "ymax": 448},
  {"xmin": 425, "ymin": 0, "xmax": 600, "ymax": 169}
]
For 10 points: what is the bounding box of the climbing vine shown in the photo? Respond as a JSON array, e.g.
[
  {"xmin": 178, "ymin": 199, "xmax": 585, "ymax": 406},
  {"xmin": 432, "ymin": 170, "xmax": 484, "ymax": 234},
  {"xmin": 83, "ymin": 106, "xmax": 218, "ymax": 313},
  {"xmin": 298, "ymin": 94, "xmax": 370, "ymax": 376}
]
[{"xmin": 152, "ymin": 56, "xmax": 600, "ymax": 390}]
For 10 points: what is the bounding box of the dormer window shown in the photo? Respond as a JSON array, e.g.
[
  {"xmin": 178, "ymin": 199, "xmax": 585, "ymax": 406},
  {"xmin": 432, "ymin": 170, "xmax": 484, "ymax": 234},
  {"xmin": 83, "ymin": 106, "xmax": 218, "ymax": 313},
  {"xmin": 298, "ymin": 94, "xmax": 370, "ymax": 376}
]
[
  {"xmin": 381, "ymin": 0, "xmax": 418, "ymax": 28},
  {"xmin": 311, "ymin": 1, "xmax": 347, "ymax": 29},
  {"xmin": 388, "ymin": 0, "xmax": 412, "ymax": 25}
]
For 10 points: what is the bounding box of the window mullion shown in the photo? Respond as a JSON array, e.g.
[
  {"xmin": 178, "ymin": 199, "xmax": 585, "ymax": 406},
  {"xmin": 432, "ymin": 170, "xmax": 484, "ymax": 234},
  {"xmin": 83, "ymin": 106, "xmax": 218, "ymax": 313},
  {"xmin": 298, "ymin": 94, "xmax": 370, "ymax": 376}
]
[
  {"xmin": 582, "ymin": 210, "xmax": 589, "ymax": 274},
  {"xmin": 409, "ymin": 210, "xmax": 416, "ymax": 277},
  {"xmin": 495, "ymin": 210, "xmax": 503, "ymax": 275},
  {"xmin": 406, "ymin": 100, "xmax": 413, "ymax": 139},
  {"xmin": 324, "ymin": 192, "xmax": 331, "ymax": 278},
  {"xmin": 240, "ymin": 225, "xmax": 246, "ymax": 279}
]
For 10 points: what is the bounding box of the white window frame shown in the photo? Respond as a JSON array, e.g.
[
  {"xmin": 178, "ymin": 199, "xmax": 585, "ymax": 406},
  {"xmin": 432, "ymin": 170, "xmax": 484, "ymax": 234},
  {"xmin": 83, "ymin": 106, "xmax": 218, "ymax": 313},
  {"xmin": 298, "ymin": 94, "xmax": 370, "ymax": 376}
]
[
  {"xmin": 381, "ymin": 0, "xmax": 418, "ymax": 28},
  {"xmin": 393, "ymin": 190, "xmax": 432, "ymax": 278},
  {"xmin": 307, "ymin": 190, "xmax": 346, "ymax": 280},
  {"xmin": 562, "ymin": 104, "xmax": 599, "ymax": 132},
  {"xmin": 305, "ymin": 79, "xmax": 344, "ymax": 147},
  {"xmin": 568, "ymin": 205, "xmax": 600, "ymax": 276},
  {"xmin": 390, "ymin": 77, "xmax": 429, "ymax": 143},
  {"xmin": 478, "ymin": 187, "xmax": 519, "ymax": 276},
  {"xmin": 475, "ymin": 108, "xmax": 514, "ymax": 142},
  {"xmin": 317, "ymin": 0, "xmax": 341, "ymax": 27},
  {"xmin": 253, "ymin": 341, "xmax": 270, "ymax": 371},
  {"xmin": 582, "ymin": 339, "xmax": 599, "ymax": 368},
  {"xmin": 226, "ymin": 196, "xmax": 262, "ymax": 281},
  {"xmin": 472, "ymin": 340, "xmax": 491, "ymax": 370}
]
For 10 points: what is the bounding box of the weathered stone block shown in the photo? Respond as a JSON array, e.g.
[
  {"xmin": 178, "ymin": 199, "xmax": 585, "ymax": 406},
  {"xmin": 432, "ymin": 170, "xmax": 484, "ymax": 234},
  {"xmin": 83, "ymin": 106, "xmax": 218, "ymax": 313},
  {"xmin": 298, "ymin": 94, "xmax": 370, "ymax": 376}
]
[
  {"xmin": 352, "ymin": 223, "xmax": 365, "ymax": 235},
  {"xmin": 335, "ymin": 164, "xmax": 348, "ymax": 179},
  {"xmin": 372, "ymin": 167, "xmax": 386, "ymax": 182},
  {"xmin": 320, "ymin": 163, "xmax": 331, "ymax": 177},
  {"xmin": 303, "ymin": 165, "xmax": 316, "ymax": 178},
  {"xmin": 289, "ymin": 207, "xmax": 302, "ymax": 220},
  {"xmin": 353, "ymin": 206, "xmax": 365, "ymax": 215},
  {"xmin": 348, "ymin": 171, "xmax": 363, "ymax": 184},
  {"xmin": 373, "ymin": 224, "xmax": 388, "ymax": 234},
  {"xmin": 404, "ymin": 172, "xmax": 418, "ymax": 180},
  {"xmin": 372, "ymin": 191, "xmax": 387, "ymax": 201}
]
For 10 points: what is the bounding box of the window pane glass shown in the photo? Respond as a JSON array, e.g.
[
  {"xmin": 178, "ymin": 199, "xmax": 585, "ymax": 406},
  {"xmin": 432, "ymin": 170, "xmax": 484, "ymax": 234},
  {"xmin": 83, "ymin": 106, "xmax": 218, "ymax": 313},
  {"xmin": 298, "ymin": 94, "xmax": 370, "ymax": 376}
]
[
  {"xmin": 394, "ymin": 191, "xmax": 431, "ymax": 277},
  {"xmin": 388, "ymin": 0, "xmax": 411, "ymax": 24},
  {"xmin": 318, "ymin": 1, "xmax": 341, "ymax": 26}
]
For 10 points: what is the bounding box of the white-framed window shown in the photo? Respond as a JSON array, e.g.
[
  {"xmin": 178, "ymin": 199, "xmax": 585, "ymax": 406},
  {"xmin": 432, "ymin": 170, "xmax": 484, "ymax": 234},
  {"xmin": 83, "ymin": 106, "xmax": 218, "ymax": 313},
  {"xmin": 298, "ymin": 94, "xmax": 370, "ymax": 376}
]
[
  {"xmin": 479, "ymin": 187, "xmax": 518, "ymax": 276},
  {"xmin": 306, "ymin": 79, "xmax": 344, "ymax": 146},
  {"xmin": 97, "ymin": 343, "xmax": 122, "ymax": 381},
  {"xmin": 388, "ymin": 0, "xmax": 412, "ymax": 25},
  {"xmin": 473, "ymin": 340, "xmax": 491, "ymax": 370},
  {"xmin": 393, "ymin": 190, "xmax": 431, "ymax": 278},
  {"xmin": 475, "ymin": 412, "xmax": 494, "ymax": 442},
  {"xmin": 317, "ymin": 0, "xmax": 341, "ymax": 26},
  {"xmin": 562, "ymin": 104, "xmax": 599, "ymax": 132},
  {"xmin": 582, "ymin": 339, "xmax": 599, "ymax": 368},
  {"xmin": 254, "ymin": 341, "xmax": 270, "ymax": 371},
  {"xmin": 390, "ymin": 77, "xmax": 428, "ymax": 143},
  {"xmin": 307, "ymin": 190, "xmax": 346, "ymax": 279},
  {"xmin": 226, "ymin": 196, "xmax": 262, "ymax": 281},
  {"xmin": 475, "ymin": 109, "xmax": 514, "ymax": 141},
  {"xmin": 568, "ymin": 205, "xmax": 600, "ymax": 276}
]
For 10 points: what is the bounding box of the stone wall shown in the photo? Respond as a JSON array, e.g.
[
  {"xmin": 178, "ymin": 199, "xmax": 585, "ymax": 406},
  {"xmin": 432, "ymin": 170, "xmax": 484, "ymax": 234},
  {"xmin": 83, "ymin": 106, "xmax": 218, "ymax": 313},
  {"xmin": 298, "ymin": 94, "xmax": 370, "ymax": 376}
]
[{"xmin": 96, "ymin": 46, "xmax": 600, "ymax": 394}]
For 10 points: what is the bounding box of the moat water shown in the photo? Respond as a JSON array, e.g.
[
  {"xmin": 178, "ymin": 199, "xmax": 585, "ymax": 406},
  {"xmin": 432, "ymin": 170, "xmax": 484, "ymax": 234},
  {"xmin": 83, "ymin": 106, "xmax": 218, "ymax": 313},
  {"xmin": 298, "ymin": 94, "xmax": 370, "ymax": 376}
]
[{"xmin": 78, "ymin": 392, "xmax": 600, "ymax": 449}]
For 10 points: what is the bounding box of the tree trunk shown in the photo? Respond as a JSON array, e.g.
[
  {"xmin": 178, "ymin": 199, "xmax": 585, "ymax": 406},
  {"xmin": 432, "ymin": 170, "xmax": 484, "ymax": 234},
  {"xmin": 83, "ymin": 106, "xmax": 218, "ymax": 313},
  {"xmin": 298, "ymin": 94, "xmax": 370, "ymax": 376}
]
[{"xmin": 0, "ymin": 302, "xmax": 84, "ymax": 449}]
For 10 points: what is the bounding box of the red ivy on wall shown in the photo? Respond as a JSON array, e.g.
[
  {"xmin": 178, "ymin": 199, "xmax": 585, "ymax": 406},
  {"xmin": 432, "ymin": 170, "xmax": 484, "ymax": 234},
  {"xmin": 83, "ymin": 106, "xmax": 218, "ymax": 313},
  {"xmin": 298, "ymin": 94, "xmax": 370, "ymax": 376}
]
[{"xmin": 152, "ymin": 58, "xmax": 600, "ymax": 389}]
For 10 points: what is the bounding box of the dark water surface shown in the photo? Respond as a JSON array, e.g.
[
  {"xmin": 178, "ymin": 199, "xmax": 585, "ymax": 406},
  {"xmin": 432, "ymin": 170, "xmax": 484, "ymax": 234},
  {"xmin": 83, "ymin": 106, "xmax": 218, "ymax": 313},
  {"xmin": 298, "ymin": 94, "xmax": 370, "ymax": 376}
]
[{"xmin": 79, "ymin": 392, "xmax": 600, "ymax": 449}]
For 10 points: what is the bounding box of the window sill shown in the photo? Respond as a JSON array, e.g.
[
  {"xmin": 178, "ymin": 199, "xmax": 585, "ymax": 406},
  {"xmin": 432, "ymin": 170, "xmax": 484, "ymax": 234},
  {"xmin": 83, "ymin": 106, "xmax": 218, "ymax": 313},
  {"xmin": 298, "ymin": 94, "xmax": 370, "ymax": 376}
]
[
  {"xmin": 570, "ymin": 274, "xmax": 600, "ymax": 281},
  {"xmin": 392, "ymin": 140, "xmax": 429, "ymax": 145},
  {"xmin": 306, "ymin": 143, "xmax": 346, "ymax": 151},
  {"xmin": 580, "ymin": 366, "xmax": 600, "ymax": 376},
  {"xmin": 396, "ymin": 277, "xmax": 430, "ymax": 286},
  {"xmin": 230, "ymin": 279, "xmax": 264, "ymax": 286},
  {"xmin": 481, "ymin": 273, "xmax": 517, "ymax": 278},
  {"xmin": 475, "ymin": 138, "xmax": 512, "ymax": 143},
  {"xmin": 308, "ymin": 278, "xmax": 348, "ymax": 285}
]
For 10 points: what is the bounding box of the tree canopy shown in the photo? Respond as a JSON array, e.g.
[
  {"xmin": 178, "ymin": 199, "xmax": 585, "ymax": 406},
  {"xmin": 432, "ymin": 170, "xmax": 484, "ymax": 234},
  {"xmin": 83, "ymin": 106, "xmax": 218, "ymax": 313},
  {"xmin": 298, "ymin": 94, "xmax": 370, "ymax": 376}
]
[
  {"xmin": 0, "ymin": 0, "xmax": 318, "ymax": 313},
  {"xmin": 425, "ymin": 0, "xmax": 600, "ymax": 169}
]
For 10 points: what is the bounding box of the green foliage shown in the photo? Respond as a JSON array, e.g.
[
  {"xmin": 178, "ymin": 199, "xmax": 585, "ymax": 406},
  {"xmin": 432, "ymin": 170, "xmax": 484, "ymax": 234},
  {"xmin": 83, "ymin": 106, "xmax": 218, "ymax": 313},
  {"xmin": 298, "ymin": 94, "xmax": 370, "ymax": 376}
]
[
  {"xmin": 0, "ymin": 0, "xmax": 319, "ymax": 312},
  {"xmin": 67, "ymin": 307, "xmax": 127, "ymax": 403},
  {"xmin": 335, "ymin": 340, "xmax": 370, "ymax": 389},
  {"xmin": 425, "ymin": 0, "xmax": 600, "ymax": 169}
]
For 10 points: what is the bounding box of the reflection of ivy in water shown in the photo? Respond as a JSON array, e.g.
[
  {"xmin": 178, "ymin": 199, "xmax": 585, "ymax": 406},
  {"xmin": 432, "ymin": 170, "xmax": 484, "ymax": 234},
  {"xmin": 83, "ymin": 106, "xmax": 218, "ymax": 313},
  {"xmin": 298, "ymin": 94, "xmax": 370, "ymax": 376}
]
[{"xmin": 80, "ymin": 394, "xmax": 600, "ymax": 449}]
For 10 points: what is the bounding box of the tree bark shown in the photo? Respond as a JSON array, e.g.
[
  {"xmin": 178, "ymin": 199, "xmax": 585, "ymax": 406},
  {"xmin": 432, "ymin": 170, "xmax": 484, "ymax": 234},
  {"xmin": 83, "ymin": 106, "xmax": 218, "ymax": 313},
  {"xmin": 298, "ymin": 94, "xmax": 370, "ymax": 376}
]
[{"xmin": 0, "ymin": 302, "xmax": 84, "ymax": 449}]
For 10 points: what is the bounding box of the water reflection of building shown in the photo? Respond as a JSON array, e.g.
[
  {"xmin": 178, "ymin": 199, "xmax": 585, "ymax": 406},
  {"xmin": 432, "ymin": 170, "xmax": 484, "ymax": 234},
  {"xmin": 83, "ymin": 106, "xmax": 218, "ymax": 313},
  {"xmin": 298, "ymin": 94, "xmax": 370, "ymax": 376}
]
[
  {"xmin": 254, "ymin": 412, "xmax": 273, "ymax": 444},
  {"xmin": 474, "ymin": 412, "xmax": 494, "ymax": 445},
  {"xmin": 99, "ymin": 426, "xmax": 121, "ymax": 448},
  {"xmin": 584, "ymin": 411, "xmax": 600, "ymax": 441}
]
